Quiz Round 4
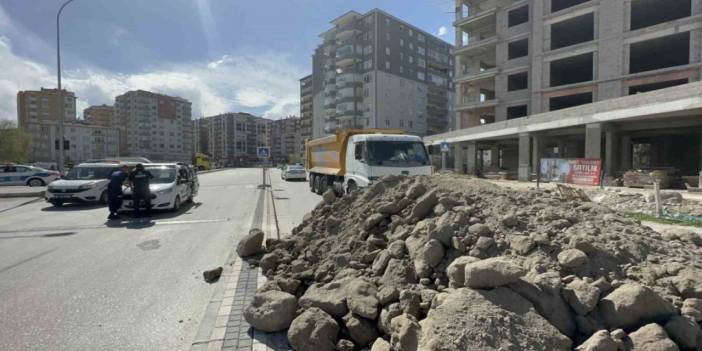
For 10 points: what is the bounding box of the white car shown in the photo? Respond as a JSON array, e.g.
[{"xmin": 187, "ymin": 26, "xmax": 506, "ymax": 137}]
[
  {"xmin": 122, "ymin": 163, "xmax": 198, "ymax": 212},
  {"xmin": 45, "ymin": 163, "xmax": 118, "ymax": 206},
  {"xmin": 1, "ymin": 164, "xmax": 61, "ymax": 187},
  {"xmin": 281, "ymin": 164, "xmax": 307, "ymax": 181}
]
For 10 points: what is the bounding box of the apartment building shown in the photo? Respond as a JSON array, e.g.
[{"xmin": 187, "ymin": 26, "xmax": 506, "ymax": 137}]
[
  {"xmin": 23, "ymin": 120, "xmax": 119, "ymax": 164},
  {"xmin": 83, "ymin": 104, "xmax": 117, "ymax": 127},
  {"xmin": 427, "ymin": 0, "xmax": 702, "ymax": 181},
  {"xmin": 114, "ymin": 90, "xmax": 193, "ymax": 162},
  {"xmin": 271, "ymin": 116, "xmax": 302, "ymax": 164},
  {"xmin": 192, "ymin": 117, "xmax": 210, "ymax": 156},
  {"xmin": 309, "ymin": 9, "xmax": 455, "ymax": 138},
  {"xmin": 204, "ymin": 112, "xmax": 271, "ymax": 167},
  {"xmin": 299, "ymin": 75, "xmax": 314, "ymax": 151},
  {"xmin": 17, "ymin": 88, "xmax": 77, "ymax": 128}
]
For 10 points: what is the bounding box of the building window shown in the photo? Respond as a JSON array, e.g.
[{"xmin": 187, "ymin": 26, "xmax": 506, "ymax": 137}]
[
  {"xmin": 363, "ymin": 60, "xmax": 373, "ymax": 69},
  {"xmin": 363, "ymin": 74, "xmax": 371, "ymax": 83},
  {"xmin": 400, "ymin": 66, "xmax": 404, "ymax": 73},
  {"xmin": 507, "ymin": 105, "xmax": 528, "ymax": 119},
  {"xmin": 409, "ymin": 43, "xmax": 414, "ymax": 50},
  {"xmin": 386, "ymin": 61, "xmax": 391, "ymax": 69},
  {"xmin": 385, "ymin": 120, "xmax": 390, "ymax": 127},
  {"xmin": 550, "ymin": 13, "xmax": 594, "ymax": 50},
  {"xmin": 400, "ymin": 38, "xmax": 404, "ymax": 46},
  {"xmin": 549, "ymin": 92, "xmax": 593, "ymax": 111},
  {"xmin": 418, "ymin": 33, "xmax": 425, "ymax": 42},
  {"xmin": 550, "ymin": 53, "xmax": 593, "ymax": 86},
  {"xmin": 408, "ymin": 120, "xmax": 413, "ymax": 128},
  {"xmin": 385, "ymin": 18, "xmax": 390, "ymax": 25},
  {"xmin": 508, "ymin": 38, "xmax": 529, "ymax": 59},
  {"xmin": 409, "ymin": 29, "xmax": 414, "ymax": 36},
  {"xmin": 418, "ymin": 46, "xmax": 425, "ymax": 55},
  {"xmin": 409, "ymin": 56, "xmax": 414, "ymax": 63},
  {"xmin": 386, "ymin": 33, "xmax": 390, "ymax": 40},
  {"xmin": 630, "ymin": 0, "xmax": 691, "ymax": 31},
  {"xmin": 386, "ymin": 47, "xmax": 390, "ymax": 55},
  {"xmin": 507, "ymin": 72, "xmax": 529, "ymax": 91},
  {"xmin": 399, "ymin": 119, "xmax": 405, "ymax": 127},
  {"xmin": 417, "ymin": 58, "xmax": 425, "ymax": 68},
  {"xmin": 629, "ymin": 32, "xmax": 690, "ymax": 74},
  {"xmin": 508, "ymin": 5, "xmax": 529, "ymax": 27},
  {"xmin": 364, "ymin": 88, "xmax": 370, "ymax": 97},
  {"xmin": 418, "ymin": 72, "xmax": 425, "ymax": 80},
  {"xmin": 400, "ymin": 52, "xmax": 404, "ymax": 60}
]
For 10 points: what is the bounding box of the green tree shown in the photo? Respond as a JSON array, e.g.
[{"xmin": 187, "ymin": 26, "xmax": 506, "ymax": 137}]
[{"xmin": 0, "ymin": 119, "xmax": 31, "ymax": 163}]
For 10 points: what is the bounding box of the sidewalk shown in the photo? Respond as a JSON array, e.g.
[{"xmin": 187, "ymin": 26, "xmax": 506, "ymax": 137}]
[{"xmin": 0, "ymin": 186, "xmax": 45, "ymax": 198}]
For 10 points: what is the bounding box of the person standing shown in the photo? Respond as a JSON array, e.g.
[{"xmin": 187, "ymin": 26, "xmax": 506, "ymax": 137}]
[
  {"xmin": 107, "ymin": 164, "xmax": 129, "ymax": 220},
  {"xmin": 129, "ymin": 163, "xmax": 154, "ymax": 218}
]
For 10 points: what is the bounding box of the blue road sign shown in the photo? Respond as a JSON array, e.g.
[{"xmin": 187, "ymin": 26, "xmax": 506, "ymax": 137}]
[
  {"xmin": 257, "ymin": 147, "xmax": 270, "ymax": 159},
  {"xmin": 440, "ymin": 141, "xmax": 450, "ymax": 152}
]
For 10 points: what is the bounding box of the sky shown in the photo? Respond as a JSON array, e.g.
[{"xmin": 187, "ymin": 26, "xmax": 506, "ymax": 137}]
[{"xmin": 0, "ymin": 0, "xmax": 455, "ymax": 121}]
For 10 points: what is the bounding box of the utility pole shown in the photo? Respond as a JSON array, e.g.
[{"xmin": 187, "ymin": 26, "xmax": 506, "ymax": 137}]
[{"xmin": 56, "ymin": 0, "xmax": 75, "ymax": 173}]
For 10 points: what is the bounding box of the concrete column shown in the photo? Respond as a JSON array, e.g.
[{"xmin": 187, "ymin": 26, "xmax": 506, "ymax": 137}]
[
  {"xmin": 585, "ymin": 123, "xmax": 603, "ymax": 159},
  {"xmin": 518, "ymin": 133, "xmax": 531, "ymax": 181},
  {"xmin": 605, "ymin": 129, "xmax": 618, "ymax": 176},
  {"xmin": 620, "ymin": 134, "xmax": 632, "ymax": 171},
  {"xmin": 490, "ymin": 145, "xmax": 500, "ymax": 167},
  {"xmin": 454, "ymin": 142, "xmax": 465, "ymax": 174},
  {"xmin": 531, "ymin": 135, "xmax": 541, "ymax": 174},
  {"xmin": 466, "ymin": 141, "xmax": 477, "ymax": 175}
]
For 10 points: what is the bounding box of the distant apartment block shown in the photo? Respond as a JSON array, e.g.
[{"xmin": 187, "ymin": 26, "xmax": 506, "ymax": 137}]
[
  {"xmin": 192, "ymin": 118, "xmax": 210, "ymax": 157},
  {"xmin": 299, "ymin": 75, "xmax": 314, "ymax": 150},
  {"xmin": 309, "ymin": 9, "xmax": 455, "ymax": 138},
  {"xmin": 23, "ymin": 121, "xmax": 119, "ymax": 164},
  {"xmin": 114, "ymin": 90, "xmax": 193, "ymax": 162},
  {"xmin": 83, "ymin": 104, "xmax": 117, "ymax": 127},
  {"xmin": 17, "ymin": 88, "xmax": 77, "ymax": 128},
  {"xmin": 271, "ymin": 116, "xmax": 302, "ymax": 164},
  {"xmin": 203, "ymin": 112, "xmax": 271, "ymax": 167},
  {"xmin": 427, "ymin": 0, "xmax": 702, "ymax": 181}
]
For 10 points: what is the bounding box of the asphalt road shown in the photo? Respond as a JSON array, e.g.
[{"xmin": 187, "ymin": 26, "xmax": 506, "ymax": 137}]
[{"xmin": 0, "ymin": 168, "xmax": 308, "ymax": 351}]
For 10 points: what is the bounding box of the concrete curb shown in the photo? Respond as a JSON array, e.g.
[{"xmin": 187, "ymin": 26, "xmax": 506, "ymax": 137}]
[{"xmin": 0, "ymin": 190, "xmax": 44, "ymax": 198}]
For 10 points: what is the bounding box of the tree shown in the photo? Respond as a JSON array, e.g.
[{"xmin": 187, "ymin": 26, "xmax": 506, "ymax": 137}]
[{"xmin": 0, "ymin": 119, "xmax": 31, "ymax": 163}]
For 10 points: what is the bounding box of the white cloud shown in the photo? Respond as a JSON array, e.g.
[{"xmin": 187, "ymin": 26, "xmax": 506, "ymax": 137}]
[
  {"xmin": 437, "ymin": 26, "xmax": 448, "ymax": 36},
  {"xmin": 0, "ymin": 36, "xmax": 303, "ymax": 121}
]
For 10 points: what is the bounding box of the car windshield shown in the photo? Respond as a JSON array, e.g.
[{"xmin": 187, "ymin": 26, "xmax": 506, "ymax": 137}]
[
  {"xmin": 366, "ymin": 141, "xmax": 429, "ymax": 167},
  {"xmin": 63, "ymin": 167, "xmax": 115, "ymax": 180},
  {"xmin": 145, "ymin": 166, "xmax": 177, "ymax": 184},
  {"xmin": 287, "ymin": 165, "xmax": 304, "ymax": 171}
]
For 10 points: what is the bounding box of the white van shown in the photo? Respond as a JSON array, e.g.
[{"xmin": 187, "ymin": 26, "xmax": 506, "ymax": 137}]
[
  {"xmin": 45, "ymin": 163, "xmax": 118, "ymax": 206},
  {"xmin": 121, "ymin": 163, "xmax": 198, "ymax": 212}
]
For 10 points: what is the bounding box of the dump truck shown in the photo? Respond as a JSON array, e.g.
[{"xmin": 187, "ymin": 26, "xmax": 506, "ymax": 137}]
[{"xmin": 305, "ymin": 129, "xmax": 433, "ymax": 195}]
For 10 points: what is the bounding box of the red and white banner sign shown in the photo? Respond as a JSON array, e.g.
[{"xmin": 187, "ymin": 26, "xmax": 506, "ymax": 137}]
[{"xmin": 540, "ymin": 158, "xmax": 602, "ymax": 186}]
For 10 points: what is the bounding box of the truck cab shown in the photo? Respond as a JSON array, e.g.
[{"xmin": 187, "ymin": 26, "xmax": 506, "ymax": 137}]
[{"xmin": 306, "ymin": 130, "xmax": 432, "ymax": 195}]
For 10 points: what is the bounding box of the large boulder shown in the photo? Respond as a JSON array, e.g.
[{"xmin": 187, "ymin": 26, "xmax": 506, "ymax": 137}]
[
  {"xmin": 562, "ymin": 278, "xmax": 600, "ymax": 316},
  {"xmin": 463, "ymin": 256, "xmax": 526, "ymax": 289},
  {"xmin": 288, "ymin": 307, "xmax": 339, "ymax": 351},
  {"xmin": 446, "ymin": 256, "xmax": 481, "ymax": 288},
  {"xmin": 508, "ymin": 277, "xmax": 576, "ymax": 337},
  {"xmin": 299, "ymin": 279, "xmax": 349, "ymax": 317},
  {"xmin": 664, "ymin": 315, "xmax": 700, "ymax": 349},
  {"xmin": 575, "ymin": 330, "xmax": 618, "ymax": 351},
  {"xmin": 346, "ymin": 278, "xmax": 380, "ymax": 320},
  {"xmin": 390, "ymin": 314, "xmax": 421, "ymax": 351},
  {"xmin": 557, "ymin": 249, "xmax": 589, "ymax": 269},
  {"xmin": 418, "ymin": 287, "xmax": 572, "ymax": 350},
  {"xmin": 409, "ymin": 190, "xmax": 438, "ymax": 221},
  {"xmin": 370, "ymin": 338, "xmax": 391, "ymax": 351},
  {"xmin": 236, "ymin": 228, "xmax": 264, "ymax": 257},
  {"xmin": 243, "ymin": 290, "xmax": 297, "ymax": 332},
  {"xmin": 342, "ymin": 313, "xmax": 379, "ymax": 347},
  {"xmin": 381, "ymin": 258, "xmax": 417, "ymax": 287},
  {"xmin": 597, "ymin": 283, "xmax": 676, "ymax": 330},
  {"xmin": 628, "ymin": 323, "xmax": 679, "ymax": 351},
  {"xmin": 682, "ymin": 298, "xmax": 702, "ymax": 322},
  {"xmin": 671, "ymin": 269, "xmax": 702, "ymax": 299}
]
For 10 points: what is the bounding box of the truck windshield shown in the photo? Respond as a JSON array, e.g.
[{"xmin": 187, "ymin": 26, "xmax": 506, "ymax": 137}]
[
  {"xmin": 366, "ymin": 141, "xmax": 429, "ymax": 167},
  {"xmin": 63, "ymin": 167, "xmax": 115, "ymax": 180}
]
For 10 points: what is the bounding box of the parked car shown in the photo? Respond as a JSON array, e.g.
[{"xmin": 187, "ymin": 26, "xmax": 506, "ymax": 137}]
[
  {"xmin": 1, "ymin": 164, "xmax": 61, "ymax": 187},
  {"xmin": 281, "ymin": 164, "xmax": 307, "ymax": 181},
  {"xmin": 121, "ymin": 163, "xmax": 198, "ymax": 212},
  {"xmin": 45, "ymin": 163, "xmax": 118, "ymax": 206}
]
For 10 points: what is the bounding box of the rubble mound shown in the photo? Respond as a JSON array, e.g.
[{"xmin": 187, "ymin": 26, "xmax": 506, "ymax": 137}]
[{"xmin": 248, "ymin": 174, "xmax": 702, "ymax": 350}]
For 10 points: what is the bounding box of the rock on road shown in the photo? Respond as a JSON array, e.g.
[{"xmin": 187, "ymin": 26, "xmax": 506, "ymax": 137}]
[{"xmin": 0, "ymin": 168, "xmax": 318, "ymax": 351}]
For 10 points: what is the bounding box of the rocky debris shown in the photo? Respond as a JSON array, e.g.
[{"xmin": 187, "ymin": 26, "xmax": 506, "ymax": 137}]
[
  {"xmin": 463, "ymin": 256, "xmax": 526, "ymax": 289},
  {"xmin": 243, "ymin": 175, "xmax": 702, "ymax": 350},
  {"xmin": 202, "ymin": 266, "xmax": 223, "ymax": 283},
  {"xmin": 288, "ymin": 307, "xmax": 339, "ymax": 351},
  {"xmin": 590, "ymin": 188, "xmax": 702, "ymax": 217},
  {"xmin": 598, "ymin": 283, "xmax": 676, "ymax": 330},
  {"xmin": 236, "ymin": 228, "xmax": 264, "ymax": 257},
  {"xmin": 243, "ymin": 290, "xmax": 297, "ymax": 332},
  {"xmin": 322, "ymin": 189, "xmax": 336, "ymax": 205},
  {"xmin": 575, "ymin": 330, "xmax": 618, "ymax": 351},
  {"xmin": 628, "ymin": 323, "xmax": 679, "ymax": 351}
]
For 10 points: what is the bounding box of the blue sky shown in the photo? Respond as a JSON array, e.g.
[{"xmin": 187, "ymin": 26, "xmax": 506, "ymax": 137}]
[{"xmin": 0, "ymin": 0, "xmax": 454, "ymax": 120}]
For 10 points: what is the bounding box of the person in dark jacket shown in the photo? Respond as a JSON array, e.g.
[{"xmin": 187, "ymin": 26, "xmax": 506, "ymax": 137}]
[
  {"xmin": 107, "ymin": 164, "xmax": 129, "ymax": 220},
  {"xmin": 129, "ymin": 163, "xmax": 154, "ymax": 218}
]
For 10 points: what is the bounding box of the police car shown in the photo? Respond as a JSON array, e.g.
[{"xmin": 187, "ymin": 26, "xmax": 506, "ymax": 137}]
[
  {"xmin": 1, "ymin": 164, "xmax": 61, "ymax": 187},
  {"xmin": 45, "ymin": 163, "xmax": 119, "ymax": 206},
  {"xmin": 121, "ymin": 163, "xmax": 198, "ymax": 212}
]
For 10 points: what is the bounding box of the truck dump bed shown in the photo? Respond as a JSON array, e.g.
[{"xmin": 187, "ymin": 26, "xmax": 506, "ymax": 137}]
[{"xmin": 305, "ymin": 129, "xmax": 404, "ymax": 176}]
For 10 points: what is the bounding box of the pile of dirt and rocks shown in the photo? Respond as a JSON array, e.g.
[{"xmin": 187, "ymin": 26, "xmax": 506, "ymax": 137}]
[
  {"xmin": 242, "ymin": 175, "xmax": 702, "ymax": 350},
  {"xmin": 589, "ymin": 188, "xmax": 702, "ymax": 217}
]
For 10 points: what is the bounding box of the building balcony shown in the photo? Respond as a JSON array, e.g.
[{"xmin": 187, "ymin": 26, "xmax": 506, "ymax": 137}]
[
  {"xmin": 455, "ymin": 97, "xmax": 498, "ymax": 111},
  {"xmin": 335, "ymin": 27, "xmax": 361, "ymax": 42},
  {"xmin": 454, "ymin": 7, "xmax": 497, "ymax": 31},
  {"xmin": 454, "ymin": 67, "xmax": 498, "ymax": 84},
  {"xmin": 455, "ymin": 36, "xmax": 498, "ymax": 56}
]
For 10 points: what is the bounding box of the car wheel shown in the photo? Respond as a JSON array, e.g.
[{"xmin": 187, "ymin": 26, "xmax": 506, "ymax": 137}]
[
  {"xmin": 173, "ymin": 195, "xmax": 181, "ymax": 212},
  {"xmin": 51, "ymin": 200, "xmax": 64, "ymax": 207},
  {"xmin": 99, "ymin": 191, "xmax": 108, "ymax": 205},
  {"xmin": 28, "ymin": 178, "xmax": 44, "ymax": 187}
]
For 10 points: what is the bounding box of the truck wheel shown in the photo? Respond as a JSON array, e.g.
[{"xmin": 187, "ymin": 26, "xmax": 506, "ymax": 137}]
[
  {"xmin": 313, "ymin": 176, "xmax": 321, "ymax": 194},
  {"xmin": 346, "ymin": 181, "xmax": 358, "ymax": 194}
]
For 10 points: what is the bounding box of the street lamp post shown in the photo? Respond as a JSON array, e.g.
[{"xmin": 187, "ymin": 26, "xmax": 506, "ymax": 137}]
[{"xmin": 56, "ymin": 0, "xmax": 75, "ymax": 173}]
